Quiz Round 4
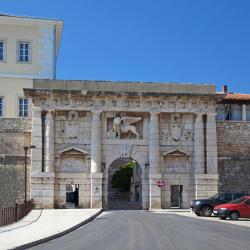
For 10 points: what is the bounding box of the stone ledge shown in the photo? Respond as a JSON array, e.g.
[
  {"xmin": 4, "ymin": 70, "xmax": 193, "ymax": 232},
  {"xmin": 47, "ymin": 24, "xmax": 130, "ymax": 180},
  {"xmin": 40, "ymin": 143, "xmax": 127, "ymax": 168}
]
[{"xmin": 31, "ymin": 172, "xmax": 55, "ymax": 178}]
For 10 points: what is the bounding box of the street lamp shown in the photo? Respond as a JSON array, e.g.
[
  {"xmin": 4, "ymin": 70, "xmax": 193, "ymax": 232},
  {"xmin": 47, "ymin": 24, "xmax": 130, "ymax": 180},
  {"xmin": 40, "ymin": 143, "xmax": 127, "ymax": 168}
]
[{"xmin": 24, "ymin": 145, "xmax": 36, "ymax": 202}]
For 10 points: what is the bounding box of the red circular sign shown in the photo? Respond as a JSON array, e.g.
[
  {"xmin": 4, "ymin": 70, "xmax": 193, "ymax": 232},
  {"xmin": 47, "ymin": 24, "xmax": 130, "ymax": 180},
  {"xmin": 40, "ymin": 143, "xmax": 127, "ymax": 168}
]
[{"xmin": 157, "ymin": 180, "xmax": 166, "ymax": 187}]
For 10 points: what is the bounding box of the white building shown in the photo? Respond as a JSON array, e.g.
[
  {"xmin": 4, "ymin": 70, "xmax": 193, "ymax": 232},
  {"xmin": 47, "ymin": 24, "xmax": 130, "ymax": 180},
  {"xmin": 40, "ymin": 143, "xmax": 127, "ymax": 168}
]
[{"xmin": 0, "ymin": 13, "xmax": 63, "ymax": 118}]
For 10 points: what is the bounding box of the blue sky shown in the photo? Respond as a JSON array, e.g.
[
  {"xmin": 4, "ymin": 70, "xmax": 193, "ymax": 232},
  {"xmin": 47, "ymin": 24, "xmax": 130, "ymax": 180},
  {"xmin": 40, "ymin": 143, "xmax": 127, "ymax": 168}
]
[{"xmin": 1, "ymin": 0, "xmax": 250, "ymax": 93}]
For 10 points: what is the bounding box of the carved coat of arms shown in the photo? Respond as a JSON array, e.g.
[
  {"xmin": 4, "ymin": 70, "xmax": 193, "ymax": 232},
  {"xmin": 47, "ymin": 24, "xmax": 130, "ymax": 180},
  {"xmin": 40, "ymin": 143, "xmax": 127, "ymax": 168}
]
[
  {"xmin": 170, "ymin": 114, "xmax": 183, "ymax": 142},
  {"xmin": 65, "ymin": 111, "xmax": 79, "ymax": 140},
  {"xmin": 171, "ymin": 124, "xmax": 182, "ymax": 142}
]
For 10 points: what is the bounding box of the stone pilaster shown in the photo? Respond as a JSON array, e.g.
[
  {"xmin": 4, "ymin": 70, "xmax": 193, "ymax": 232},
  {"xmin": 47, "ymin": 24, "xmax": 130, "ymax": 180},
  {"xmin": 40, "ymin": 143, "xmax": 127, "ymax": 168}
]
[
  {"xmin": 206, "ymin": 113, "xmax": 218, "ymax": 174},
  {"xmin": 31, "ymin": 109, "xmax": 42, "ymax": 174},
  {"xmin": 45, "ymin": 110, "xmax": 54, "ymax": 172},
  {"xmin": 90, "ymin": 110, "xmax": 103, "ymax": 208},
  {"xmin": 193, "ymin": 113, "xmax": 204, "ymax": 174},
  {"xmin": 149, "ymin": 111, "xmax": 161, "ymax": 209},
  {"xmin": 149, "ymin": 111, "xmax": 160, "ymax": 174},
  {"xmin": 91, "ymin": 110, "xmax": 102, "ymax": 173}
]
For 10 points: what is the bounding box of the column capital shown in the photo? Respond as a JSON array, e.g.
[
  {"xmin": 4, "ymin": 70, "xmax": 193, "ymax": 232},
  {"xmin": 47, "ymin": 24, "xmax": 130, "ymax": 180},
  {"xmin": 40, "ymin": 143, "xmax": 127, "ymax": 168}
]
[
  {"xmin": 206, "ymin": 112, "xmax": 217, "ymax": 121},
  {"xmin": 194, "ymin": 112, "xmax": 204, "ymax": 122},
  {"xmin": 194, "ymin": 112, "xmax": 205, "ymax": 116},
  {"xmin": 149, "ymin": 111, "xmax": 160, "ymax": 121},
  {"xmin": 91, "ymin": 110, "xmax": 102, "ymax": 119},
  {"xmin": 91, "ymin": 110, "xmax": 102, "ymax": 115},
  {"xmin": 46, "ymin": 110, "xmax": 55, "ymax": 119},
  {"xmin": 32, "ymin": 109, "xmax": 43, "ymax": 118}
]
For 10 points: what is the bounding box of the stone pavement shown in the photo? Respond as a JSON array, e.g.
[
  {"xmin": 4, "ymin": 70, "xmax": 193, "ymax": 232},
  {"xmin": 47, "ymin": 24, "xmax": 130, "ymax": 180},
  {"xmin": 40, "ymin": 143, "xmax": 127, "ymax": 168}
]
[{"xmin": 0, "ymin": 208, "xmax": 102, "ymax": 250}]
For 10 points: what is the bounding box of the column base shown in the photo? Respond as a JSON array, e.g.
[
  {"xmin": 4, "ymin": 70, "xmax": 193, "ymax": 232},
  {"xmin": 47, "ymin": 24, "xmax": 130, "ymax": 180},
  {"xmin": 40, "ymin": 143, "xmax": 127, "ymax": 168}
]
[
  {"xmin": 149, "ymin": 173, "xmax": 162, "ymax": 209},
  {"xmin": 194, "ymin": 174, "xmax": 218, "ymax": 199},
  {"xmin": 91, "ymin": 173, "xmax": 103, "ymax": 208},
  {"xmin": 31, "ymin": 172, "xmax": 55, "ymax": 209}
]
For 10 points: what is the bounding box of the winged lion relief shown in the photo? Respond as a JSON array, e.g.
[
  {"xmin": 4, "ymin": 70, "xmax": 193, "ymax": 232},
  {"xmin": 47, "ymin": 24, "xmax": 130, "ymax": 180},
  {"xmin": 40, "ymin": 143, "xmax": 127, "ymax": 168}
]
[{"xmin": 113, "ymin": 116, "xmax": 142, "ymax": 139}]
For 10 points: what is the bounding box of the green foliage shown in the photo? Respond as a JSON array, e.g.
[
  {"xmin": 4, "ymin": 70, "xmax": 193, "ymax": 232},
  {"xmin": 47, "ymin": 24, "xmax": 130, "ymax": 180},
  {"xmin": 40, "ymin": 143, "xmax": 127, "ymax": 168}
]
[{"xmin": 111, "ymin": 162, "xmax": 134, "ymax": 191}]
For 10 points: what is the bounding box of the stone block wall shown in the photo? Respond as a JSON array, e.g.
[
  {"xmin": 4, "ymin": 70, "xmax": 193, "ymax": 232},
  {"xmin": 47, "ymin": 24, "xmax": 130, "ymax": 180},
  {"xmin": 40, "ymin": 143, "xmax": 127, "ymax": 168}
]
[
  {"xmin": 0, "ymin": 119, "xmax": 31, "ymax": 207},
  {"xmin": 217, "ymin": 122, "xmax": 250, "ymax": 194}
]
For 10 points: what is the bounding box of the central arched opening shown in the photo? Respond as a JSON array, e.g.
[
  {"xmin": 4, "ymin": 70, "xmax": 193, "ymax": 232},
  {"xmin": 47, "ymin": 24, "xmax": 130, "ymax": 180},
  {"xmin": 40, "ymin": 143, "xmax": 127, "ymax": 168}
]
[{"xmin": 108, "ymin": 158, "xmax": 142, "ymax": 210}]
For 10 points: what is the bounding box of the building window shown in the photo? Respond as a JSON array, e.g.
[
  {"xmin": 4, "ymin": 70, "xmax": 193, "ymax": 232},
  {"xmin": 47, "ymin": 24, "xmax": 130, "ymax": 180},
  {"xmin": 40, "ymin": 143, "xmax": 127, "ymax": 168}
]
[
  {"xmin": 224, "ymin": 104, "xmax": 232, "ymax": 120},
  {"xmin": 247, "ymin": 105, "xmax": 250, "ymax": 121},
  {"xmin": 0, "ymin": 41, "xmax": 5, "ymax": 62},
  {"xmin": 231, "ymin": 104, "xmax": 242, "ymax": 121},
  {"xmin": 0, "ymin": 97, "xmax": 3, "ymax": 116},
  {"xmin": 224, "ymin": 104, "xmax": 242, "ymax": 121},
  {"xmin": 17, "ymin": 41, "xmax": 31, "ymax": 63},
  {"xmin": 19, "ymin": 98, "xmax": 28, "ymax": 117}
]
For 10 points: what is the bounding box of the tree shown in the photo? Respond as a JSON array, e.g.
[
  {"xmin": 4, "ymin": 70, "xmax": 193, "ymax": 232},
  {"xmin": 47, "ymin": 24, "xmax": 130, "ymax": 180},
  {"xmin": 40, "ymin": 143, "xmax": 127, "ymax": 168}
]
[{"xmin": 111, "ymin": 162, "xmax": 134, "ymax": 192}]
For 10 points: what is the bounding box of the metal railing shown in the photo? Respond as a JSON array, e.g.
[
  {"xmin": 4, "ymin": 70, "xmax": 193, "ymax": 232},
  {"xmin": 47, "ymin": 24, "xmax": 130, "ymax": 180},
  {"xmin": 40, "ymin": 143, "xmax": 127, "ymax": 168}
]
[{"xmin": 0, "ymin": 200, "xmax": 33, "ymax": 227}]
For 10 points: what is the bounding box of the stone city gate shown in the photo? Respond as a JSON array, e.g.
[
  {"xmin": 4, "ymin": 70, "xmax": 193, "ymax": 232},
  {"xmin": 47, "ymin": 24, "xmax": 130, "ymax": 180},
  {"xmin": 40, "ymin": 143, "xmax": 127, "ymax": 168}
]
[{"xmin": 24, "ymin": 80, "xmax": 219, "ymax": 209}]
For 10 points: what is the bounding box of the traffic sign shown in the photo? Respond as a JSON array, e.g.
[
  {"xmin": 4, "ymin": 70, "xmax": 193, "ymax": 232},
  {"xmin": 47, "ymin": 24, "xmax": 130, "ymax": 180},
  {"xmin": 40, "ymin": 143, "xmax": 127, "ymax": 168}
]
[{"xmin": 157, "ymin": 180, "xmax": 166, "ymax": 188}]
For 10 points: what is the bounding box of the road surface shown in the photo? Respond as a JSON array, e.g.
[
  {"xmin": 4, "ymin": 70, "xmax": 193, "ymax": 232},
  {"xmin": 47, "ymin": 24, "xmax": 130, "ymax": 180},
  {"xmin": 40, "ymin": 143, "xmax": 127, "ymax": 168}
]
[{"xmin": 30, "ymin": 210, "xmax": 250, "ymax": 250}]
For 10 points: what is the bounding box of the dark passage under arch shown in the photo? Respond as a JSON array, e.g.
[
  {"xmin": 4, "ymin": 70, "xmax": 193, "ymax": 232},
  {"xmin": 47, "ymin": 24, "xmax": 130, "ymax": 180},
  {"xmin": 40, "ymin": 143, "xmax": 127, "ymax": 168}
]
[{"xmin": 108, "ymin": 158, "xmax": 142, "ymax": 210}]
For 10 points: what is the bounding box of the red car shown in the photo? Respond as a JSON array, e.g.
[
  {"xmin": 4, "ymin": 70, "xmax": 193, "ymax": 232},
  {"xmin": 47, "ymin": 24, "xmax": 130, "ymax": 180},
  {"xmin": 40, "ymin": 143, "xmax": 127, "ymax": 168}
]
[{"xmin": 213, "ymin": 196, "xmax": 250, "ymax": 220}]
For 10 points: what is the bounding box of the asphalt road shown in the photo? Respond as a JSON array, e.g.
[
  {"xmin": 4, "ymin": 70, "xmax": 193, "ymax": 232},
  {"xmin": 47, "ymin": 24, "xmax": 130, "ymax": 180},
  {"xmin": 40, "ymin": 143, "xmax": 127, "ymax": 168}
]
[{"xmin": 30, "ymin": 211, "xmax": 250, "ymax": 250}]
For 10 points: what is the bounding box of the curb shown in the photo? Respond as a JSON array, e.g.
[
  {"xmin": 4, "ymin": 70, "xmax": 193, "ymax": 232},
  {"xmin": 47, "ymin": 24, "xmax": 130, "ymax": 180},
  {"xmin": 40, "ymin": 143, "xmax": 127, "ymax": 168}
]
[
  {"xmin": 148, "ymin": 210, "xmax": 190, "ymax": 213},
  {"xmin": 13, "ymin": 209, "xmax": 103, "ymax": 250}
]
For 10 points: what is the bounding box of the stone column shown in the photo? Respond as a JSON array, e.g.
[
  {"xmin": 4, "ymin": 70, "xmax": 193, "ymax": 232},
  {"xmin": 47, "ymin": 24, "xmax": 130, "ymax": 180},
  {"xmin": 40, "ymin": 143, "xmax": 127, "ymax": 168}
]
[
  {"xmin": 31, "ymin": 109, "xmax": 55, "ymax": 209},
  {"xmin": 148, "ymin": 111, "xmax": 161, "ymax": 209},
  {"xmin": 45, "ymin": 110, "xmax": 54, "ymax": 172},
  {"xmin": 31, "ymin": 109, "xmax": 43, "ymax": 174},
  {"xmin": 91, "ymin": 110, "xmax": 102, "ymax": 173},
  {"xmin": 90, "ymin": 110, "xmax": 103, "ymax": 208},
  {"xmin": 242, "ymin": 104, "xmax": 247, "ymax": 121},
  {"xmin": 193, "ymin": 113, "xmax": 204, "ymax": 174},
  {"xmin": 194, "ymin": 112, "xmax": 218, "ymax": 200},
  {"xmin": 206, "ymin": 113, "xmax": 218, "ymax": 174}
]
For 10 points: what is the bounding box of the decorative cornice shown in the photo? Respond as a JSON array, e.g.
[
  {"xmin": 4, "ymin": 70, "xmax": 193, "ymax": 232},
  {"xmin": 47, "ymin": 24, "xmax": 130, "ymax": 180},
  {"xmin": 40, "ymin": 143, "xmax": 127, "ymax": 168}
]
[
  {"xmin": 58, "ymin": 147, "xmax": 88, "ymax": 155},
  {"xmin": 162, "ymin": 148, "xmax": 191, "ymax": 157}
]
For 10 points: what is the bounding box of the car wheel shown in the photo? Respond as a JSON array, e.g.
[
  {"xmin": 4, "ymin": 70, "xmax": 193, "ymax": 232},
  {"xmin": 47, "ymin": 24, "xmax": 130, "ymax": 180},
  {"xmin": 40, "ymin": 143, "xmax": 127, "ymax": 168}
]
[
  {"xmin": 200, "ymin": 206, "xmax": 213, "ymax": 217},
  {"xmin": 229, "ymin": 211, "xmax": 239, "ymax": 220},
  {"xmin": 220, "ymin": 217, "xmax": 226, "ymax": 220}
]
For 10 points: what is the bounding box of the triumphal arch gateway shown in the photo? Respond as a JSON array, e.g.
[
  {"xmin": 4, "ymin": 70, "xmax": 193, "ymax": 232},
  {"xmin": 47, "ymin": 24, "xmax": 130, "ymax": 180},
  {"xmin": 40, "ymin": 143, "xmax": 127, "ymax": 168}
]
[{"xmin": 24, "ymin": 80, "xmax": 218, "ymax": 209}]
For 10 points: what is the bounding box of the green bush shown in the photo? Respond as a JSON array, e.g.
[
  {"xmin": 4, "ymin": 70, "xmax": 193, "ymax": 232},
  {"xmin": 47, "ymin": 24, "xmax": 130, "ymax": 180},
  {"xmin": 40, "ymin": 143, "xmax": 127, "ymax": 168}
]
[{"xmin": 111, "ymin": 162, "xmax": 134, "ymax": 192}]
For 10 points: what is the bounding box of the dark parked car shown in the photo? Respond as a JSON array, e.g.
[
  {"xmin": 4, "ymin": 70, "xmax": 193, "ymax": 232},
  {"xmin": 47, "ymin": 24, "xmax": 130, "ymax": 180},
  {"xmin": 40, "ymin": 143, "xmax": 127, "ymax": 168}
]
[
  {"xmin": 213, "ymin": 196, "xmax": 250, "ymax": 220},
  {"xmin": 190, "ymin": 192, "xmax": 245, "ymax": 217}
]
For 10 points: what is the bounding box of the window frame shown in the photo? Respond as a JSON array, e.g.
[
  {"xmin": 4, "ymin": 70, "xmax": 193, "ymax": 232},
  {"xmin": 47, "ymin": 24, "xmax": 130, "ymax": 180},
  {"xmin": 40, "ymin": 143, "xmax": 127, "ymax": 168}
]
[
  {"xmin": 0, "ymin": 39, "xmax": 6, "ymax": 63},
  {"xmin": 17, "ymin": 40, "xmax": 32, "ymax": 64},
  {"xmin": 18, "ymin": 97, "xmax": 29, "ymax": 117},
  {"xmin": 0, "ymin": 97, "xmax": 4, "ymax": 117},
  {"xmin": 246, "ymin": 104, "xmax": 250, "ymax": 121},
  {"xmin": 225, "ymin": 104, "xmax": 232, "ymax": 121}
]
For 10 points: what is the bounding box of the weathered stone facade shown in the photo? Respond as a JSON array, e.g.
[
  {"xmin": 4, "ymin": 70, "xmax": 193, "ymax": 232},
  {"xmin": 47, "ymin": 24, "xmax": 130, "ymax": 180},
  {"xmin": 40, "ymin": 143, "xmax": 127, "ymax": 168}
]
[
  {"xmin": 217, "ymin": 121, "xmax": 250, "ymax": 194},
  {"xmin": 24, "ymin": 80, "xmax": 219, "ymax": 209},
  {"xmin": 0, "ymin": 119, "xmax": 31, "ymax": 207}
]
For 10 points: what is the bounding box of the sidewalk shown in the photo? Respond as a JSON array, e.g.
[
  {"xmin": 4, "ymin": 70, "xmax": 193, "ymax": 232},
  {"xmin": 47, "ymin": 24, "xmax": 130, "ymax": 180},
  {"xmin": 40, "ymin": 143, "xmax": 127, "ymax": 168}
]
[{"xmin": 0, "ymin": 208, "xmax": 102, "ymax": 250}]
